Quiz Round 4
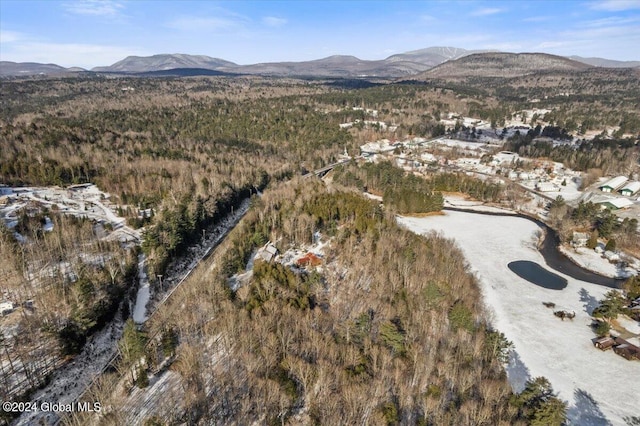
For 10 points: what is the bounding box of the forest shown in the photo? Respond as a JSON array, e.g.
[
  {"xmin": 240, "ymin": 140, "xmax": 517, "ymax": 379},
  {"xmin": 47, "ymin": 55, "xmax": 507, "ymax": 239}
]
[
  {"xmin": 0, "ymin": 70, "xmax": 636, "ymax": 424},
  {"xmin": 67, "ymin": 179, "xmax": 567, "ymax": 425}
]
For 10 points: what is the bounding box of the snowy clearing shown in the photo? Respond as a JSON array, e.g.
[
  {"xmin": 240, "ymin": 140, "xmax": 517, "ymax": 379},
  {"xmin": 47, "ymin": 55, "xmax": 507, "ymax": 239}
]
[
  {"xmin": 398, "ymin": 211, "xmax": 640, "ymax": 426},
  {"xmin": 444, "ymin": 194, "xmax": 518, "ymax": 215}
]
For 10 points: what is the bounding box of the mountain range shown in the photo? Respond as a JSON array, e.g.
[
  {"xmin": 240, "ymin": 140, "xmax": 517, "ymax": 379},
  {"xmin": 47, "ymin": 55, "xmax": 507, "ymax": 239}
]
[{"xmin": 1, "ymin": 47, "xmax": 638, "ymax": 78}]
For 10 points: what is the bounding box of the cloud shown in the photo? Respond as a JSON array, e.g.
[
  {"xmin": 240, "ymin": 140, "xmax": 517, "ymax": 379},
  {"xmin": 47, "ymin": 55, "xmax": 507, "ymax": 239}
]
[
  {"xmin": 470, "ymin": 8, "xmax": 505, "ymax": 16},
  {"xmin": 0, "ymin": 30, "xmax": 24, "ymax": 43},
  {"xmin": 263, "ymin": 16, "xmax": 287, "ymax": 27},
  {"xmin": 589, "ymin": 0, "xmax": 640, "ymax": 11},
  {"xmin": 62, "ymin": 0, "xmax": 124, "ymax": 17}
]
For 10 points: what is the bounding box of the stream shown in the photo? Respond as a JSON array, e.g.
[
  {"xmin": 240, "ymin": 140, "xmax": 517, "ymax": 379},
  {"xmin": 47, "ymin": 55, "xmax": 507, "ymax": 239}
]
[{"xmin": 443, "ymin": 207, "xmax": 625, "ymax": 288}]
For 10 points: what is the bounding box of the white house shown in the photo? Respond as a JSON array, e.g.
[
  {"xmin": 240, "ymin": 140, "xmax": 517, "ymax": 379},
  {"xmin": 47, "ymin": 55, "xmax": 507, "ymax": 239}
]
[
  {"xmin": 0, "ymin": 301, "xmax": 15, "ymax": 316},
  {"xmin": 536, "ymin": 182, "xmax": 557, "ymax": 192},
  {"xmin": 597, "ymin": 198, "xmax": 634, "ymax": 210}
]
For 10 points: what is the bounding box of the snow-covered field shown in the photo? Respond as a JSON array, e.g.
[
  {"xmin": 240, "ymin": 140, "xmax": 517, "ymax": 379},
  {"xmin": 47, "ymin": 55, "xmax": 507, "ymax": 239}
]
[
  {"xmin": 444, "ymin": 194, "xmax": 518, "ymax": 215},
  {"xmin": 432, "ymin": 138, "xmax": 493, "ymax": 150},
  {"xmin": 398, "ymin": 211, "xmax": 640, "ymax": 426},
  {"xmin": 559, "ymin": 245, "xmax": 638, "ymax": 279}
]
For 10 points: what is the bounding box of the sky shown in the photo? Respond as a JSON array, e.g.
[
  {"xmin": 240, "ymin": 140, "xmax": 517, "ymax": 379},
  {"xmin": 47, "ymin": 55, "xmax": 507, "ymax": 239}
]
[{"xmin": 1, "ymin": 0, "xmax": 639, "ymax": 68}]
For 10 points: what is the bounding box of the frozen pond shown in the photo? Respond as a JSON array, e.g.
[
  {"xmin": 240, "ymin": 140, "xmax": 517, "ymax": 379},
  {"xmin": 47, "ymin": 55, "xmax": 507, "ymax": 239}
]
[
  {"xmin": 398, "ymin": 210, "xmax": 640, "ymax": 426},
  {"xmin": 508, "ymin": 260, "xmax": 568, "ymax": 290}
]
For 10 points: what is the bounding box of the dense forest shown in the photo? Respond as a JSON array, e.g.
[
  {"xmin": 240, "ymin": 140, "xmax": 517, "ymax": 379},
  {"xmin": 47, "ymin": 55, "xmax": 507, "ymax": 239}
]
[
  {"xmin": 68, "ymin": 179, "xmax": 568, "ymax": 425},
  {"xmin": 332, "ymin": 161, "xmax": 503, "ymax": 213}
]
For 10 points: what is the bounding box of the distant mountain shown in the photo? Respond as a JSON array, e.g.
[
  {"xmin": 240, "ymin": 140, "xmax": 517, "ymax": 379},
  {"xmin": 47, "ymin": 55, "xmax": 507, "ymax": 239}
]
[
  {"xmin": 219, "ymin": 54, "xmax": 429, "ymax": 77},
  {"xmin": 3, "ymin": 48, "xmax": 637, "ymax": 78},
  {"xmin": 568, "ymin": 56, "xmax": 640, "ymax": 68},
  {"xmin": 0, "ymin": 61, "xmax": 84, "ymax": 76},
  {"xmin": 385, "ymin": 46, "xmax": 491, "ymax": 67},
  {"xmin": 417, "ymin": 52, "xmax": 590, "ymax": 79},
  {"xmin": 222, "ymin": 47, "xmax": 491, "ymax": 77},
  {"xmin": 92, "ymin": 54, "xmax": 238, "ymax": 73}
]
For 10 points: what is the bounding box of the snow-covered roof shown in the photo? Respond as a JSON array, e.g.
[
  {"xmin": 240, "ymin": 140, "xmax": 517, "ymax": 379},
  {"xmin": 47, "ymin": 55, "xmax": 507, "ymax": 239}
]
[
  {"xmin": 0, "ymin": 301, "xmax": 15, "ymax": 313},
  {"xmin": 620, "ymin": 181, "xmax": 640, "ymax": 194},
  {"xmin": 597, "ymin": 198, "xmax": 634, "ymax": 210},
  {"xmin": 600, "ymin": 176, "xmax": 628, "ymax": 190}
]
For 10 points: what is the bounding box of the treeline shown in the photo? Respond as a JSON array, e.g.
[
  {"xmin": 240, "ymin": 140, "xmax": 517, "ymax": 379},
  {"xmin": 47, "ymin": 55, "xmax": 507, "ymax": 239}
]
[
  {"xmin": 333, "ymin": 161, "xmax": 444, "ymax": 213},
  {"xmin": 79, "ymin": 179, "xmax": 542, "ymax": 425},
  {"xmin": 333, "ymin": 161, "xmax": 504, "ymax": 212},
  {"xmin": 505, "ymin": 129, "xmax": 639, "ymax": 174},
  {"xmin": 548, "ymin": 197, "xmax": 639, "ymax": 253},
  {"xmin": 142, "ymin": 173, "xmax": 268, "ymax": 278}
]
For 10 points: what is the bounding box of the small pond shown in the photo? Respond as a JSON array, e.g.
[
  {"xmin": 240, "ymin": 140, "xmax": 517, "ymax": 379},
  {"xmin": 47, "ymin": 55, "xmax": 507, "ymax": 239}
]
[{"xmin": 508, "ymin": 260, "xmax": 568, "ymax": 290}]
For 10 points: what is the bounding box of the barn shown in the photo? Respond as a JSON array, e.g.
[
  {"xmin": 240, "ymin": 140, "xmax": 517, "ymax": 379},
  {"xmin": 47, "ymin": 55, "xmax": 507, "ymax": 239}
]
[
  {"xmin": 620, "ymin": 181, "xmax": 640, "ymax": 196},
  {"xmin": 599, "ymin": 176, "xmax": 628, "ymax": 193}
]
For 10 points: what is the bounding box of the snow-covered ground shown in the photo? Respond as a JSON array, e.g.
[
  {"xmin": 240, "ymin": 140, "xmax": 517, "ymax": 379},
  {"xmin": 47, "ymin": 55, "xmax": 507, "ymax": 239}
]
[
  {"xmin": 133, "ymin": 254, "xmax": 151, "ymax": 323},
  {"xmin": 431, "ymin": 138, "xmax": 493, "ymax": 150},
  {"xmin": 559, "ymin": 245, "xmax": 638, "ymax": 279},
  {"xmin": 444, "ymin": 194, "xmax": 518, "ymax": 215},
  {"xmin": 14, "ymin": 316, "xmax": 125, "ymax": 426},
  {"xmin": 0, "ymin": 184, "xmax": 140, "ymax": 244},
  {"xmin": 398, "ymin": 211, "xmax": 640, "ymax": 426}
]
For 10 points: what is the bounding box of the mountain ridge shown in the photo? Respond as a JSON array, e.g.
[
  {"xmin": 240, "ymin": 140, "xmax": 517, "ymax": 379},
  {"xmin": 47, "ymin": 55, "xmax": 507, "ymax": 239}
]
[{"xmin": 2, "ymin": 48, "xmax": 638, "ymax": 78}]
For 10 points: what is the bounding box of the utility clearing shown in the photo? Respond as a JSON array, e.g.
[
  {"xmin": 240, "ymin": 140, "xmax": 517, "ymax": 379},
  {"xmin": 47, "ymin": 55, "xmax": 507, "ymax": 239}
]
[{"xmin": 398, "ymin": 210, "xmax": 640, "ymax": 426}]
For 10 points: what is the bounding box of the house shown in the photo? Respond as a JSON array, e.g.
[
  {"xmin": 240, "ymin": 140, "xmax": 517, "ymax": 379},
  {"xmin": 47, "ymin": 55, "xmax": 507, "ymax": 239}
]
[
  {"xmin": 597, "ymin": 198, "xmax": 634, "ymax": 211},
  {"xmin": 599, "ymin": 176, "xmax": 628, "ymax": 193},
  {"xmin": 296, "ymin": 252, "xmax": 322, "ymax": 268},
  {"xmin": 0, "ymin": 301, "xmax": 15, "ymax": 316},
  {"xmin": 536, "ymin": 182, "xmax": 557, "ymax": 192},
  {"xmin": 572, "ymin": 232, "xmax": 589, "ymax": 247},
  {"xmin": 604, "ymin": 251, "xmax": 620, "ymax": 262},
  {"xmin": 620, "ymin": 181, "xmax": 640, "ymax": 196},
  {"xmin": 612, "ymin": 337, "xmax": 640, "ymax": 361},
  {"xmin": 256, "ymin": 242, "xmax": 278, "ymax": 263},
  {"xmin": 592, "ymin": 336, "xmax": 615, "ymax": 351}
]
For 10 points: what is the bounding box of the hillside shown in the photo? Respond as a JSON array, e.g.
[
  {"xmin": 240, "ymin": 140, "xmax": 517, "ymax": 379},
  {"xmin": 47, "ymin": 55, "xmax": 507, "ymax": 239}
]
[
  {"xmin": 569, "ymin": 56, "xmax": 640, "ymax": 68},
  {"xmin": 65, "ymin": 179, "xmax": 522, "ymax": 425},
  {"xmin": 92, "ymin": 53, "xmax": 238, "ymax": 72},
  {"xmin": 221, "ymin": 55, "xmax": 429, "ymax": 77},
  {"xmin": 385, "ymin": 46, "xmax": 489, "ymax": 67},
  {"xmin": 4, "ymin": 48, "xmax": 639, "ymax": 78},
  {"xmin": 419, "ymin": 52, "xmax": 591, "ymax": 79},
  {"xmin": 0, "ymin": 61, "xmax": 84, "ymax": 76}
]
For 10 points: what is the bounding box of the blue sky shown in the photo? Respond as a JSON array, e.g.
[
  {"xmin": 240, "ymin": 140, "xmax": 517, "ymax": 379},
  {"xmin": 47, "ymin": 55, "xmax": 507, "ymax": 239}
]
[{"xmin": 1, "ymin": 0, "xmax": 639, "ymax": 68}]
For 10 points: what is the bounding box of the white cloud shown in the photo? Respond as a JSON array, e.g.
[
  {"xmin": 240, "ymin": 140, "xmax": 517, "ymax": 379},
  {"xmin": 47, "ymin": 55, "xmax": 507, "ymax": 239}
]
[
  {"xmin": 589, "ymin": 0, "xmax": 640, "ymax": 11},
  {"xmin": 470, "ymin": 8, "xmax": 505, "ymax": 16},
  {"xmin": 263, "ymin": 16, "xmax": 287, "ymax": 27},
  {"xmin": 62, "ymin": 0, "xmax": 124, "ymax": 17},
  {"xmin": 0, "ymin": 30, "xmax": 24, "ymax": 43}
]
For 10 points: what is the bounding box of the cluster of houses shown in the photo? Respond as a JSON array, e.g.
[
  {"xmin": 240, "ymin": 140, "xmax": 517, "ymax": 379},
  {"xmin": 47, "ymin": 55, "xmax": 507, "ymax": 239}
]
[
  {"xmin": 255, "ymin": 241, "xmax": 324, "ymax": 271},
  {"xmin": 599, "ymin": 176, "xmax": 640, "ymax": 196},
  {"xmin": 593, "ymin": 336, "xmax": 640, "ymax": 361}
]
